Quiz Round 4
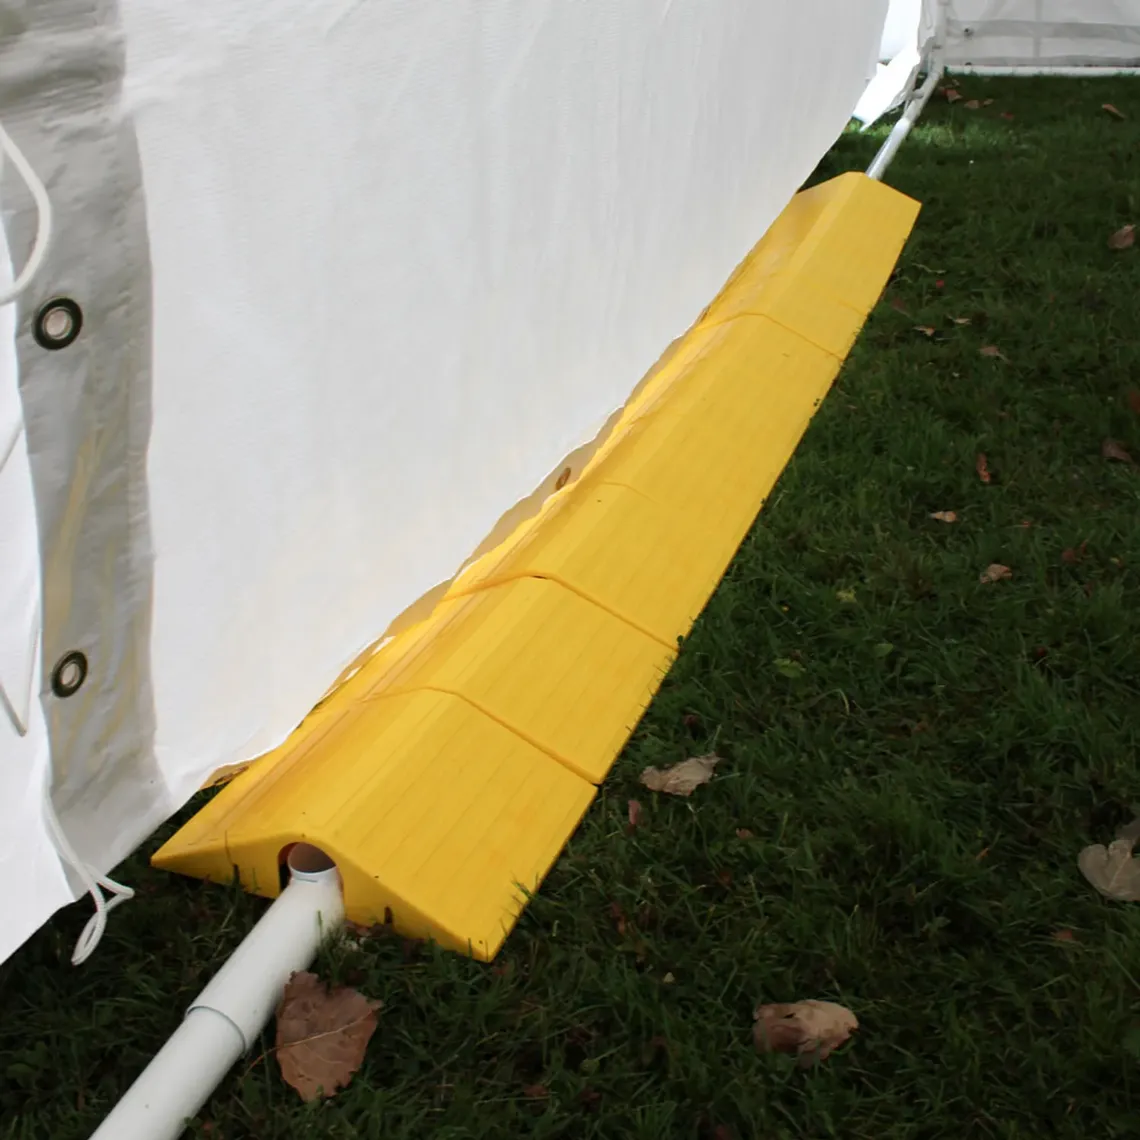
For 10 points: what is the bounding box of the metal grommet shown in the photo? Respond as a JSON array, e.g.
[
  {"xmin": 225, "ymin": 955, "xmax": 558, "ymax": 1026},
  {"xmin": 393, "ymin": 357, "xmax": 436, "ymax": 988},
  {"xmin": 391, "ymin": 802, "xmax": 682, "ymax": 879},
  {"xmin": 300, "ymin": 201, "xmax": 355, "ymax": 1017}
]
[
  {"xmin": 33, "ymin": 297, "xmax": 83, "ymax": 350},
  {"xmin": 51, "ymin": 651, "xmax": 88, "ymax": 698}
]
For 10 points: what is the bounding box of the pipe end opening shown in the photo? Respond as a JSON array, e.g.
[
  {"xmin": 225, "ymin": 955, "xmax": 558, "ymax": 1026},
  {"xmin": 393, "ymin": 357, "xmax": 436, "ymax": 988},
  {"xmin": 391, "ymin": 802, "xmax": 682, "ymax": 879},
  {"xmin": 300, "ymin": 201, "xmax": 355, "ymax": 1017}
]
[{"xmin": 286, "ymin": 843, "xmax": 337, "ymax": 878}]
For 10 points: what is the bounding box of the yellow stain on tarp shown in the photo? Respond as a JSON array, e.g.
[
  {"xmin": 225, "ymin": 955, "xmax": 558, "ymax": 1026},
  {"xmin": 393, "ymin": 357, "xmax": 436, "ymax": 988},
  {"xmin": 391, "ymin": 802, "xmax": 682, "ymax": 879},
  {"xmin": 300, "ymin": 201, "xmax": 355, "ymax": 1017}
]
[{"xmin": 153, "ymin": 172, "xmax": 920, "ymax": 960}]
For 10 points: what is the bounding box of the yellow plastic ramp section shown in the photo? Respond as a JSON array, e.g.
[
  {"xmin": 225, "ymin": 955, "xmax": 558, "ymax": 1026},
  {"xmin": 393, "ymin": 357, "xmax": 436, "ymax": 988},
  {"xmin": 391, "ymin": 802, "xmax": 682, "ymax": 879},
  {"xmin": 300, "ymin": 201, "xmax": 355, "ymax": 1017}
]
[{"xmin": 154, "ymin": 172, "xmax": 920, "ymax": 960}]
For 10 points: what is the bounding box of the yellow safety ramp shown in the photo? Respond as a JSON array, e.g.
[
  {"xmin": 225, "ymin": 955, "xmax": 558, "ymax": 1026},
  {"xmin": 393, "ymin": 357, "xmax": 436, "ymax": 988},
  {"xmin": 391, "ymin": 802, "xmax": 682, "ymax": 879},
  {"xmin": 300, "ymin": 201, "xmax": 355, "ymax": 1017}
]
[{"xmin": 154, "ymin": 172, "xmax": 920, "ymax": 960}]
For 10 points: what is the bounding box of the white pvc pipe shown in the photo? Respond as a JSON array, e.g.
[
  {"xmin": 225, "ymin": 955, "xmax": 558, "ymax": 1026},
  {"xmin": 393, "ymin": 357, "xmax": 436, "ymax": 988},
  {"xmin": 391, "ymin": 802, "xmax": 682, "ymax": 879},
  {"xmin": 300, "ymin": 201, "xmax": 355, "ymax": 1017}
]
[
  {"xmin": 89, "ymin": 844, "xmax": 345, "ymax": 1140},
  {"xmin": 866, "ymin": 62, "xmax": 944, "ymax": 181}
]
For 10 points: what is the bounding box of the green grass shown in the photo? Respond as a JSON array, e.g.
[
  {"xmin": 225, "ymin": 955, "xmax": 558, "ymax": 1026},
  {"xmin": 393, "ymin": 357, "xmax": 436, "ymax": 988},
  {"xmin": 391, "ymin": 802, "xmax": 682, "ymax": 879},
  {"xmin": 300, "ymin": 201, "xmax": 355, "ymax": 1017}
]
[{"xmin": 5, "ymin": 78, "xmax": 1140, "ymax": 1139}]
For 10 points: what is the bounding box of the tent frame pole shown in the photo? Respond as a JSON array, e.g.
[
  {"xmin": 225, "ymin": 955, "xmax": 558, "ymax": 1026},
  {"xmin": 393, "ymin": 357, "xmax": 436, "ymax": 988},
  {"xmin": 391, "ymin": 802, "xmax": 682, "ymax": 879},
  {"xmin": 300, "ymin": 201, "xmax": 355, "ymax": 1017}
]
[
  {"xmin": 954, "ymin": 66, "xmax": 1140, "ymax": 77},
  {"xmin": 866, "ymin": 0, "xmax": 949, "ymax": 182}
]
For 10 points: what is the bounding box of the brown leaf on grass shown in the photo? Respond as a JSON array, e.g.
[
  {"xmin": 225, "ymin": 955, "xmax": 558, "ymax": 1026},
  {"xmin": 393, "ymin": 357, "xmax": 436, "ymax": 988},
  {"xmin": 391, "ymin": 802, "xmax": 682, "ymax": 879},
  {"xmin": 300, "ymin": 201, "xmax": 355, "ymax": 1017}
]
[
  {"xmin": 753, "ymin": 1001, "xmax": 858, "ymax": 1067},
  {"xmin": 930, "ymin": 510, "xmax": 958, "ymax": 523},
  {"xmin": 1078, "ymin": 831, "xmax": 1140, "ymax": 902},
  {"xmin": 944, "ymin": 88, "xmax": 962, "ymax": 103},
  {"xmin": 975, "ymin": 453, "xmax": 992, "ymax": 483},
  {"xmin": 1053, "ymin": 928, "xmax": 1076, "ymax": 943},
  {"xmin": 1102, "ymin": 438, "xmax": 1135, "ymax": 464},
  {"xmin": 522, "ymin": 1084, "xmax": 550, "ymax": 1100},
  {"xmin": 1103, "ymin": 103, "xmax": 1126, "ymax": 120},
  {"xmin": 579, "ymin": 1087, "xmax": 602, "ymax": 1110},
  {"xmin": 1108, "ymin": 224, "xmax": 1136, "ymax": 251},
  {"xmin": 626, "ymin": 799, "xmax": 642, "ymax": 832},
  {"xmin": 914, "ymin": 325, "xmax": 936, "ymax": 337},
  {"xmin": 276, "ymin": 971, "xmax": 381, "ymax": 1102},
  {"xmin": 980, "ymin": 345, "xmax": 1007, "ymax": 360},
  {"xmin": 980, "ymin": 563, "xmax": 1012, "ymax": 584},
  {"xmin": 735, "ymin": 828, "xmax": 755, "ymax": 840},
  {"xmin": 639, "ymin": 755, "xmax": 719, "ymax": 797},
  {"xmin": 964, "ymin": 99, "xmax": 982, "ymax": 110},
  {"xmin": 608, "ymin": 900, "xmax": 628, "ymax": 937},
  {"xmin": 982, "ymin": 98, "xmax": 995, "ymax": 107},
  {"xmin": 951, "ymin": 316, "xmax": 971, "ymax": 325}
]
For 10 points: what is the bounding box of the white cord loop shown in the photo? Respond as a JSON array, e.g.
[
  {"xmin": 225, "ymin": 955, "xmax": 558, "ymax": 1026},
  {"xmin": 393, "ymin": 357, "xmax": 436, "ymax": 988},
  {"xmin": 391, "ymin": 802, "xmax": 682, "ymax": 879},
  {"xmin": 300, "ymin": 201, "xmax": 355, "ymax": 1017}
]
[
  {"xmin": 0, "ymin": 117, "xmax": 53, "ymax": 307},
  {"xmin": 42, "ymin": 793, "xmax": 134, "ymax": 965}
]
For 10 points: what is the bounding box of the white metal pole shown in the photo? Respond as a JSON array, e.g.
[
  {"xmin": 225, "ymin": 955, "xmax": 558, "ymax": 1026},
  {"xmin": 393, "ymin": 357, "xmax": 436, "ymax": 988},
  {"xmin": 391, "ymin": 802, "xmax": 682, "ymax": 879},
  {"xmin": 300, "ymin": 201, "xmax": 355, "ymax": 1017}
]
[
  {"xmin": 89, "ymin": 845, "xmax": 344, "ymax": 1140},
  {"xmin": 867, "ymin": 0, "xmax": 948, "ymax": 182},
  {"xmin": 951, "ymin": 66, "xmax": 1140, "ymax": 77},
  {"xmin": 865, "ymin": 63, "xmax": 944, "ymax": 182}
]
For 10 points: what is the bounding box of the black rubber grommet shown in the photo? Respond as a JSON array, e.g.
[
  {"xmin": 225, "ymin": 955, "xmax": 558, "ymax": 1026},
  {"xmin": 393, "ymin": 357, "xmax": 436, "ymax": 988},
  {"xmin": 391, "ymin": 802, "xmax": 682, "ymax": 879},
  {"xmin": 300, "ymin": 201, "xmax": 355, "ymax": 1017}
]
[
  {"xmin": 51, "ymin": 650, "xmax": 88, "ymax": 698},
  {"xmin": 33, "ymin": 298, "xmax": 83, "ymax": 350}
]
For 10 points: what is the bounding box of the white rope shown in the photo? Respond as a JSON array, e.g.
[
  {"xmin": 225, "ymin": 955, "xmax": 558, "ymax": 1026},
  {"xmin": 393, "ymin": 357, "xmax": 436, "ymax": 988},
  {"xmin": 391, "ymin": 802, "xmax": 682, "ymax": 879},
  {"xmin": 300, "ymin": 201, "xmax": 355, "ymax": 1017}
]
[
  {"xmin": 0, "ymin": 117, "xmax": 53, "ymax": 307},
  {"xmin": 42, "ymin": 791, "xmax": 135, "ymax": 965}
]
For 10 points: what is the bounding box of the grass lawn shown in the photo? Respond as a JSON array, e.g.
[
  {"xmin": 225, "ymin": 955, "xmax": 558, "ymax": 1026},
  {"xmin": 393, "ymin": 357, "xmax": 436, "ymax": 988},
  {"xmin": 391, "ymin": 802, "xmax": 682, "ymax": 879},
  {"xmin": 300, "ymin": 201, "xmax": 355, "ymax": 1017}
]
[{"xmin": 4, "ymin": 78, "xmax": 1140, "ymax": 1140}]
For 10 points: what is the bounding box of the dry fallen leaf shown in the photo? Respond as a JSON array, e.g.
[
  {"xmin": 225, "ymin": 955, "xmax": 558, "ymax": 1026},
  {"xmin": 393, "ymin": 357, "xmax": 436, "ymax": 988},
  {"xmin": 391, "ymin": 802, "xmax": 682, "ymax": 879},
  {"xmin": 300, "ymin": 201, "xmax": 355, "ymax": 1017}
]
[
  {"xmin": 914, "ymin": 325, "xmax": 936, "ymax": 338},
  {"xmin": 753, "ymin": 1001, "xmax": 858, "ymax": 1067},
  {"xmin": 944, "ymin": 88, "xmax": 962, "ymax": 103},
  {"xmin": 951, "ymin": 316, "xmax": 971, "ymax": 325},
  {"xmin": 982, "ymin": 98, "xmax": 994, "ymax": 107},
  {"xmin": 639, "ymin": 755, "xmax": 719, "ymax": 797},
  {"xmin": 980, "ymin": 345, "xmax": 1007, "ymax": 361},
  {"xmin": 980, "ymin": 563, "xmax": 1012, "ymax": 584},
  {"xmin": 627, "ymin": 799, "xmax": 642, "ymax": 832},
  {"xmin": 276, "ymin": 971, "xmax": 381, "ymax": 1102},
  {"xmin": 964, "ymin": 99, "xmax": 981, "ymax": 110},
  {"xmin": 930, "ymin": 510, "xmax": 958, "ymax": 523},
  {"xmin": 1078, "ymin": 834, "xmax": 1140, "ymax": 902},
  {"xmin": 735, "ymin": 828, "xmax": 755, "ymax": 840},
  {"xmin": 609, "ymin": 900, "xmax": 628, "ymax": 937},
  {"xmin": 522, "ymin": 1084, "xmax": 550, "ymax": 1100},
  {"xmin": 976, "ymin": 453, "xmax": 992, "ymax": 484},
  {"xmin": 1108, "ymin": 224, "xmax": 1136, "ymax": 251},
  {"xmin": 1102, "ymin": 438, "xmax": 1135, "ymax": 464},
  {"xmin": 1103, "ymin": 102, "xmax": 1126, "ymax": 120}
]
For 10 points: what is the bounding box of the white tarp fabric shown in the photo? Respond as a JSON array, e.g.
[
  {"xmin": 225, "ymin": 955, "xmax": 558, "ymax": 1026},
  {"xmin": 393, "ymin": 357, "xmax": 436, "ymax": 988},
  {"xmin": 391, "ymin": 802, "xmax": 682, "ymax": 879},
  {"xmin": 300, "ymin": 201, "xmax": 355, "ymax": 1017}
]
[
  {"xmin": 881, "ymin": 0, "xmax": 928, "ymax": 59},
  {"xmin": 0, "ymin": 212, "xmax": 73, "ymax": 957},
  {"xmin": 856, "ymin": 0, "xmax": 938, "ymax": 125},
  {"xmin": 945, "ymin": 1, "xmax": 1140, "ymax": 67},
  {"xmin": 0, "ymin": 0, "xmax": 890, "ymax": 965}
]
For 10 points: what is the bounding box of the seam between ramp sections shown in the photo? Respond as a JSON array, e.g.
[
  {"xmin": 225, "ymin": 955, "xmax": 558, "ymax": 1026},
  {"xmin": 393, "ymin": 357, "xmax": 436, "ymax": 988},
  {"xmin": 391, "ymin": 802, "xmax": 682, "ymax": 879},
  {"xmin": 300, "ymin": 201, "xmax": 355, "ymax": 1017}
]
[
  {"xmin": 695, "ymin": 301, "xmax": 859, "ymax": 358},
  {"xmin": 452, "ymin": 570, "xmax": 678, "ymax": 651},
  {"xmin": 365, "ymin": 649, "xmax": 675, "ymax": 789}
]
